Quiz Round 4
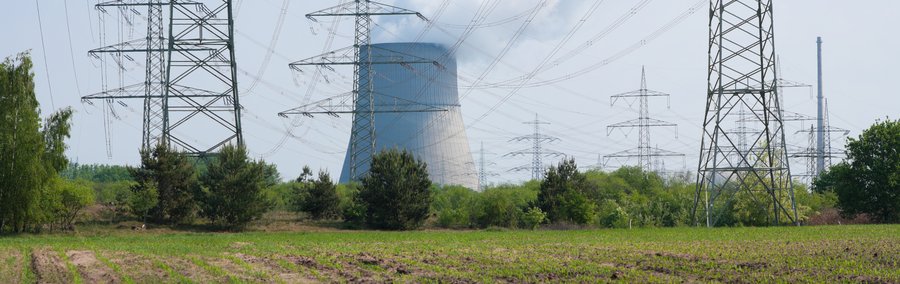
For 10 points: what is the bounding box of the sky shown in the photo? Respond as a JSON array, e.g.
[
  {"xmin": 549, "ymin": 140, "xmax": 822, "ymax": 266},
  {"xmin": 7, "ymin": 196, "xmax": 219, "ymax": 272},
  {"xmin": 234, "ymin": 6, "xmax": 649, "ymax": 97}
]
[{"xmin": 1, "ymin": 0, "xmax": 898, "ymax": 184}]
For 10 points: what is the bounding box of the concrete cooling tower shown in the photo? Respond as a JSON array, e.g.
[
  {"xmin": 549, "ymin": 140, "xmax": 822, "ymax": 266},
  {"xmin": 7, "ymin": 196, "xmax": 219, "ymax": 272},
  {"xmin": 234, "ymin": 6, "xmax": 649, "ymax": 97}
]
[{"xmin": 338, "ymin": 42, "xmax": 478, "ymax": 189}]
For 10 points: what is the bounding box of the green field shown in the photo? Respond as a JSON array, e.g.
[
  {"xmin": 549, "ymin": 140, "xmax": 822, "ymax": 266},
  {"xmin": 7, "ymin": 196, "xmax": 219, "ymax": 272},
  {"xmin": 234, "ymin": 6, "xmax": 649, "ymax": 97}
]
[{"xmin": 0, "ymin": 225, "xmax": 897, "ymax": 283}]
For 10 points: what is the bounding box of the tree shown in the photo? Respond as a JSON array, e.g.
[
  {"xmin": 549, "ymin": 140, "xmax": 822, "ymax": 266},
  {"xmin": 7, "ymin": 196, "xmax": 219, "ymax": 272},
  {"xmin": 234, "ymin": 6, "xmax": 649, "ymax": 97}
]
[
  {"xmin": 130, "ymin": 143, "xmax": 199, "ymax": 225},
  {"xmin": 0, "ymin": 53, "xmax": 74, "ymax": 233},
  {"xmin": 199, "ymin": 144, "xmax": 272, "ymax": 228},
  {"xmin": 815, "ymin": 119, "xmax": 900, "ymax": 223},
  {"xmin": 129, "ymin": 182, "xmax": 158, "ymax": 223},
  {"xmin": 53, "ymin": 179, "xmax": 95, "ymax": 230},
  {"xmin": 297, "ymin": 171, "xmax": 341, "ymax": 220},
  {"xmin": 538, "ymin": 159, "xmax": 596, "ymax": 224},
  {"xmin": 0, "ymin": 53, "xmax": 44, "ymax": 233},
  {"xmin": 358, "ymin": 149, "xmax": 432, "ymax": 230}
]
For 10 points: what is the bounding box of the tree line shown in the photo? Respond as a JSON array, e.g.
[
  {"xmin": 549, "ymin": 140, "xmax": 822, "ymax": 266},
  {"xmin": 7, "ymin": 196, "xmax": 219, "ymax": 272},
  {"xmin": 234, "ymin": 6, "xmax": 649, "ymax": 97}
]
[{"xmin": 2, "ymin": 53, "xmax": 897, "ymax": 233}]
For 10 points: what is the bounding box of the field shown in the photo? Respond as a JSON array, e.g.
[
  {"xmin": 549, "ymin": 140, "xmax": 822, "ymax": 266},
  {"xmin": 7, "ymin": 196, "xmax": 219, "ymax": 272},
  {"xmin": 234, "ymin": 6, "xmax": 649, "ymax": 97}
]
[{"xmin": 0, "ymin": 225, "xmax": 897, "ymax": 283}]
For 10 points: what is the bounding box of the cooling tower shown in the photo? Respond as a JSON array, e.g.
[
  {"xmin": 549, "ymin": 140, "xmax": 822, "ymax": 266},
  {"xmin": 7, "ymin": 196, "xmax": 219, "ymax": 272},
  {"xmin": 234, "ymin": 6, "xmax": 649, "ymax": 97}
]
[{"xmin": 338, "ymin": 42, "xmax": 478, "ymax": 190}]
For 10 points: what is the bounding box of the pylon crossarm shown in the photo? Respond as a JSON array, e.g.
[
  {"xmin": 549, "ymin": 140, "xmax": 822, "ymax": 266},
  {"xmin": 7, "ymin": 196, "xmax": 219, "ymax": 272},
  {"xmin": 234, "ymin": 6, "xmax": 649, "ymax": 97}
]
[
  {"xmin": 278, "ymin": 91, "xmax": 448, "ymax": 118},
  {"xmin": 508, "ymin": 135, "xmax": 559, "ymax": 143},
  {"xmin": 95, "ymin": 0, "xmax": 203, "ymax": 8},
  {"xmin": 289, "ymin": 46, "xmax": 439, "ymax": 68},
  {"xmin": 607, "ymin": 118, "xmax": 677, "ymax": 130},
  {"xmin": 305, "ymin": 1, "xmax": 424, "ymax": 20},
  {"xmin": 648, "ymin": 148, "xmax": 687, "ymax": 157},
  {"xmin": 504, "ymin": 149, "xmax": 564, "ymax": 157}
]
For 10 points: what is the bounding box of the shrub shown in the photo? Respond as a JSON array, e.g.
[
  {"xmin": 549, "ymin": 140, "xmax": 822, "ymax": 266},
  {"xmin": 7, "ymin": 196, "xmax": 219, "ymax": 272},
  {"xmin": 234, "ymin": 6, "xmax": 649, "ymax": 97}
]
[
  {"xmin": 431, "ymin": 185, "xmax": 478, "ymax": 228},
  {"xmin": 522, "ymin": 207, "xmax": 547, "ymax": 230}
]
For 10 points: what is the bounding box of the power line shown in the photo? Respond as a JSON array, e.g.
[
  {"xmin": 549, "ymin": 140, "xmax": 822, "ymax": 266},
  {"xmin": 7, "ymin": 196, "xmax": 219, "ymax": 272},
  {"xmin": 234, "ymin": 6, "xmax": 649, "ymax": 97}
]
[
  {"xmin": 63, "ymin": 0, "xmax": 84, "ymax": 98},
  {"xmin": 34, "ymin": 0, "xmax": 56, "ymax": 109}
]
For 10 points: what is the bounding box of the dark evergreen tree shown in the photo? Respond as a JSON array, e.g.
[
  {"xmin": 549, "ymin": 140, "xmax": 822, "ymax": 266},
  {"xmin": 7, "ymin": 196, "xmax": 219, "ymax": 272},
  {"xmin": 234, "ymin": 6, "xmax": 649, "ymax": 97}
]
[
  {"xmin": 200, "ymin": 144, "xmax": 272, "ymax": 228},
  {"xmin": 538, "ymin": 159, "xmax": 596, "ymax": 224},
  {"xmin": 130, "ymin": 143, "xmax": 199, "ymax": 225},
  {"xmin": 298, "ymin": 171, "xmax": 340, "ymax": 220},
  {"xmin": 358, "ymin": 149, "xmax": 432, "ymax": 230}
]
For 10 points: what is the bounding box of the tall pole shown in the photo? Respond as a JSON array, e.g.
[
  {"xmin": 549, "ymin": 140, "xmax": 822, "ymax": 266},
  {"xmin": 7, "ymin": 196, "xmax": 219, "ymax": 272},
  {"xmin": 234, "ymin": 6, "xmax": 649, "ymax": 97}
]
[
  {"xmin": 693, "ymin": 0, "xmax": 798, "ymax": 227},
  {"xmin": 603, "ymin": 67, "xmax": 683, "ymax": 173},
  {"xmin": 816, "ymin": 37, "xmax": 825, "ymax": 176},
  {"xmin": 506, "ymin": 114, "xmax": 563, "ymax": 180}
]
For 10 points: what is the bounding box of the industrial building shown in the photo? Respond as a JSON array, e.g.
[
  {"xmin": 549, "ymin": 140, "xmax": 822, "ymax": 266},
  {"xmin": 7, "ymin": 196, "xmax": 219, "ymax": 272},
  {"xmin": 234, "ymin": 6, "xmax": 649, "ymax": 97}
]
[{"xmin": 338, "ymin": 42, "xmax": 478, "ymax": 189}]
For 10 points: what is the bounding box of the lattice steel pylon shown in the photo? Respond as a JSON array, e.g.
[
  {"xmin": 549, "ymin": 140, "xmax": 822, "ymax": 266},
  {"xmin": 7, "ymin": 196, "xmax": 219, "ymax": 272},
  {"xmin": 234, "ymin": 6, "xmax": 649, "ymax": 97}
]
[
  {"xmin": 505, "ymin": 114, "xmax": 564, "ymax": 180},
  {"xmin": 603, "ymin": 67, "xmax": 684, "ymax": 173},
  {"xmin": 163, "ymin": 0, "xmax": 243, "ymax": 156},
  {"xmin": 278, "ymin": 0, "xmax": 434, "ymax": 181},
  {"xmin": 791, "ymin": 100, "xmax": 850, "ymax": 186},
  {"xmin": 84, "ymin": 0, "xmax": 181, "ymax": 151},
  {"xmin": 693, "ymin": 0, "xmax": 799, "ymax": 227},
  {"xmin": 84, "ymin": 0, "xmax": 242, "ymax": 156},
  {"xmin": 477, "ymin": 141, "xmax": 499, "ymax": 191}
]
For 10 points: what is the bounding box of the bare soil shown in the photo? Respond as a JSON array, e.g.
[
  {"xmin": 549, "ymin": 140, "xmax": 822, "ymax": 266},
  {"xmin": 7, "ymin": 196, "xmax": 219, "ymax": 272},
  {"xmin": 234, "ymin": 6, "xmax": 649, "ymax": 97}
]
[
  {"xmin": 67, "ymin": 250, "xmax": 121, "ymax": 284},
  {"xmin": 30, "ymin": 249, "xmax": 72, "ymax": 284}
]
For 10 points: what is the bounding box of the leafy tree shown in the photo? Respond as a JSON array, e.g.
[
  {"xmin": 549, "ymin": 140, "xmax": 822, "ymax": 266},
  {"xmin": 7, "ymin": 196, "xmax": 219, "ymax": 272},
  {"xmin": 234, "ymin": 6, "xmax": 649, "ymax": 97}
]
[
  {"xmin": 298, "ymin": 171, "xmax": 341, "ymax": 220},
  {"xmin": 0, "ymin": 53, "xmax": 75, "ymax": 233},
  {"xmin": 358, "ymin": 149, "xmax": 432, "ymax": 230},
  {"xmin": 130, "ymin": 142, "xmax": 199, "ymax": 225},
  {"xmin": 815, "ymin": 119, "xmax": 900, "ymax": 223},
  {"xmin": 0, "ymin": 53, "xmax": 45, "ymax": 233},
  {"xmin": 53, "ymin": 179, "xmax": 95, "ymax": 230},
  {"xmin": 200, "ymin": 144, "xmax": 272, "ymax": 228},
  {"xmin": 538, "ymin": 159, "xmax": 596, "ymax": 224}
]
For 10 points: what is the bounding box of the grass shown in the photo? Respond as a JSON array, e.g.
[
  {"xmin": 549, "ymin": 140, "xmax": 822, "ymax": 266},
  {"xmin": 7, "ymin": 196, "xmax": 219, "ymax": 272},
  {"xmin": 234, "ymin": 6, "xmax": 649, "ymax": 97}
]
[{"xmin": 0, "ymin": 225, "xmax": 897, "ymax": 283}]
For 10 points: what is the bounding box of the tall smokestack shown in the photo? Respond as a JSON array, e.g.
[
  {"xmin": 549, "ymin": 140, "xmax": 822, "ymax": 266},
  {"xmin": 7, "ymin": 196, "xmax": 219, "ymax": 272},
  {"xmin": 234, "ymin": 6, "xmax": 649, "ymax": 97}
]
[{"xmin": 816, "ymin": 37, "xmax": 826, "ymax": 176}]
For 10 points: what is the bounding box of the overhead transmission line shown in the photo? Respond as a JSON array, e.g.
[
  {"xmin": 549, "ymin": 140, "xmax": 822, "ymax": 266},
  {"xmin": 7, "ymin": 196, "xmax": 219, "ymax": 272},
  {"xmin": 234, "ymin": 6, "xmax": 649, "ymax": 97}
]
[
  {"xmin": 243, "ymin": 0, "xmax": 290, "ymax": 96},
  {"xmin": 34, "ymin": 0, "xmax": 56, "ymax": 109},
  {"xmin": 411, "ymin": 0, "xmax": 704, "ymax": 152}
]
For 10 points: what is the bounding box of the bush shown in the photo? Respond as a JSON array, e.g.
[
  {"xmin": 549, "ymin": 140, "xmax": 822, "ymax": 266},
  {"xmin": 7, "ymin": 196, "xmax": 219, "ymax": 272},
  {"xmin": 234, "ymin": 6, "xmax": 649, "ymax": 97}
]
[
  {"xmin": 522, "ymin": 207, "xmax": 547, "ymax": 230},
  {"xmin": 358, "ymin": 149, "xmax": 432, "ymax": 230},
  {"xmin": 473, "ymin": 184, "xmax": 537, "ymax": 228},
  {"xmin": 431, "ymin": 185, "xmax": 478, "ymax": 228}
]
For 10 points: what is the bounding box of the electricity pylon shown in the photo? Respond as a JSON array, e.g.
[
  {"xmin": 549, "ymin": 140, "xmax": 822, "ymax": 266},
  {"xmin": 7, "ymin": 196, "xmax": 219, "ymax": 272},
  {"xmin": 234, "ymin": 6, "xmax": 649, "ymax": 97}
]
[
  {"xmin": 791, "ymin": 100, "xmax": 850, "ymax": 186},
  {"xmin": 477, "ymin": 142, "xmax": 499, "ymax": 191},
  {"xmin": 84, "ymin": 0, "xmax": 243, "ymax": 156},
  {"xmin": 603, "ymin": 67, "xmax": 684, "ymax": 173},
  {"xmin": 506, "ymin": 114, "xmax": 564, "ymax": 180},
  {"xmin": 278, "ymin": 0, "xmax": 440, "ymax": 181},
  {"xmin": 693, "ymin": 0, "xmax": 799, "ymax": 227},
  {"xmin": 84, "ymin": 0, "xmax": 184, "ymax": 151},
  {"xmin": 163, "ymin": 0, "xmax": 243, "ymax": 155}
]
